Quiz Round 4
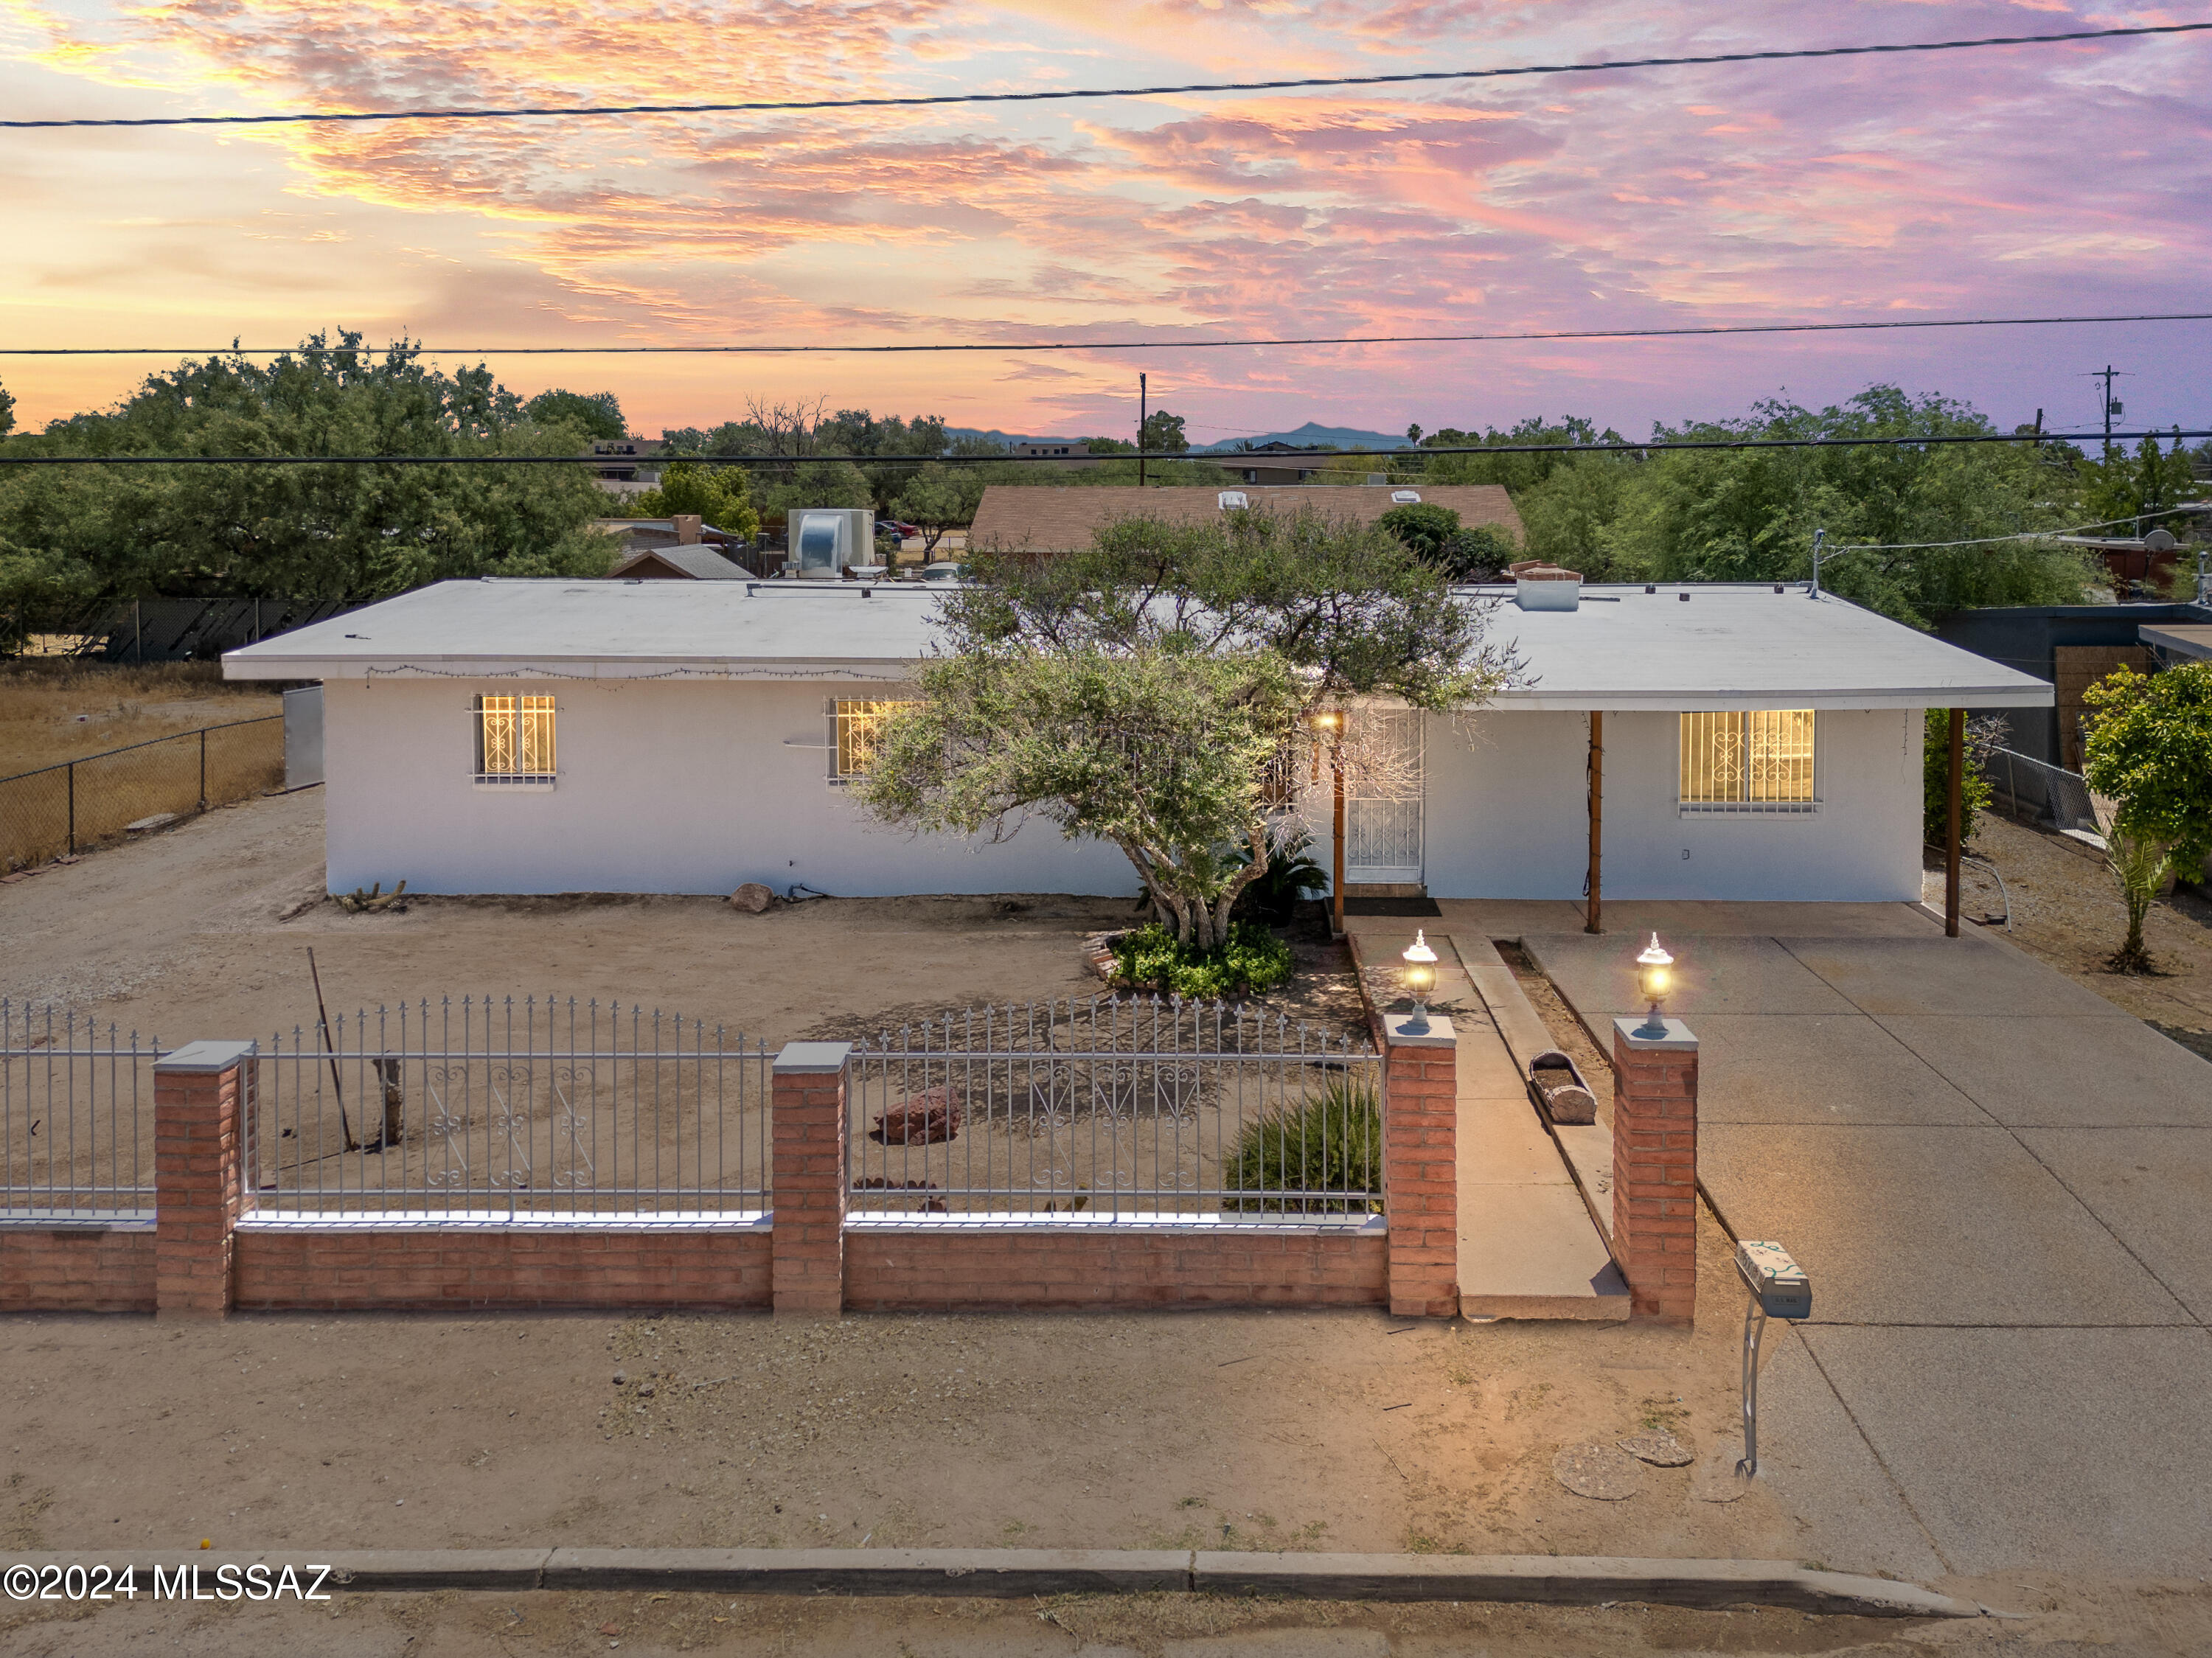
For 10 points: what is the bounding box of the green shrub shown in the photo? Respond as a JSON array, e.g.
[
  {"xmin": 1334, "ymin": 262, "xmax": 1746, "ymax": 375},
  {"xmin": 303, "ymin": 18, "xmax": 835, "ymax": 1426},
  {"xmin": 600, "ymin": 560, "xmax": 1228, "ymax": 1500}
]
[
  {"xmin": 1225, "ymin": 1077, "xmax": 1380, "ymax": 1213},
  {"xmin": 1229, "ymin": 832, "xmax": 1329, "ymax": 924},
  {"xmin": 1111, "ymin": 922, "xmax": 1294, "ymax": 998},
  {"xmin": 1923, "ymin": 708, "xmax": 1997, "ymax": 846}
]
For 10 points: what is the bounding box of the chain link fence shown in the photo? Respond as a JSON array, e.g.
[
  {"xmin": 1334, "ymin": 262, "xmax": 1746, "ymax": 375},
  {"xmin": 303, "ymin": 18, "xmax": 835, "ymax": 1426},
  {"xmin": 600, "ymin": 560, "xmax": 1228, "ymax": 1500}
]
[{"xmin": 0, "ymin": 715, "xmax": 284, "ymax": 872}]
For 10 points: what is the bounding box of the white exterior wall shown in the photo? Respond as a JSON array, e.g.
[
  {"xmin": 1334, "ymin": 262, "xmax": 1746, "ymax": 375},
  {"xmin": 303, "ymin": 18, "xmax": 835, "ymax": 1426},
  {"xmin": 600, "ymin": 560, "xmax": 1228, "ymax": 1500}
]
[
  {"xmin": 1422, "ymin": 707, "xmax": 1924, "ymax": 902},
  {"xmin": 321, "ymin": 678, "xmax": 1136, "ymax": 897}
]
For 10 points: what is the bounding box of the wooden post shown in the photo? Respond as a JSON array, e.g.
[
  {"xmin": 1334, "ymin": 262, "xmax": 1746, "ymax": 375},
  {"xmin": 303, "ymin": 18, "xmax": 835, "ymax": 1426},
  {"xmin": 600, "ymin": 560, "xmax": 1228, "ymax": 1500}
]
[
  {"xmin": 1138, "ymin": 372, "xmax": 1148, "ymax": 490},
  {"xmin": 1945, "ymin": 708, "xmax": 1964, "ymax": 938},
  {"xmin": 1586, "ymin": 711, "xmax": 1604, "ymax": 935}
]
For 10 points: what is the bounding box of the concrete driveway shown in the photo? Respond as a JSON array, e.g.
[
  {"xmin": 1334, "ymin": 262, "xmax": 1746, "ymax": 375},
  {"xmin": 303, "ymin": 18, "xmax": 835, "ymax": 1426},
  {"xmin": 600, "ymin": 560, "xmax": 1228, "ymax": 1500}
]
[{"xmin": 1473, "ymin": 902, "xmax": 2212, "ymax": 1581}]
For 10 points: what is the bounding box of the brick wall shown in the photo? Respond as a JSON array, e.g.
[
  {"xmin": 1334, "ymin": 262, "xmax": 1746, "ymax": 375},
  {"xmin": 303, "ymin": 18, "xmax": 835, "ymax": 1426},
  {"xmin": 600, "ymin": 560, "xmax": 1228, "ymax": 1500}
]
[
  {"xmin": 1612, "ymin": 1017, "xmax": 1699, "ymax": 1325},
  {"xmin": 844, "ymin": 1226, "xmax": 1386, "ymax": 1312},
  {"xmin": 231, "ymin": 1227, "xmax": 771, "ymax": 1312},
  {"xmin": 1381, "ymin": 1018, "xmax": 1458, "ymax": 1319},
  {"xmin": 0, "ymin": 1225, "xmax": 156, "ymax": 1313}
]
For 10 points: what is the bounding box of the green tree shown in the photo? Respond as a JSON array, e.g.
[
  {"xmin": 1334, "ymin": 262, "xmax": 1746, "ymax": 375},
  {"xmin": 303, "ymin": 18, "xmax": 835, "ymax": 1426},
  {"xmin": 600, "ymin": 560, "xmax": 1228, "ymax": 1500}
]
[
  {"xmin": 1377, "ymin": 502, "xmax": 1461, "ymax": 561},
  {"xmin": 629, "ymin": 461, "xmax": 759, "ymax": 537},
  {"xmin": 523, "ymin": 389, "xmax": 626, "ymax": 442},
  {"xmin": 0, "ymin": 332, "xmax": 616, "ymax": 607},
  {"xmin": 1921, "ymin": 711, "xmax": 2002, "ymax": 846},
  {"xmin": 2076, "ymin": 433, "xmax": 2202, "ymax": 535},
  {"xmin": 889, "ymin": 462, "xmax": 985, "ymax": 557},
  {"xmin": 0, "ymin": 375, "xmax": 14, "ymax": 438},
  {"xmin": 757, "ymin": 459, "xmax": 873, "ymax": 530},
  {"xmin": 858, "ymin": 509, "xmax": 1514, "ymax": 947},
  {"xmin": 2081, "ymin": 663, "xmax": 2212, "ymax": 885},
  {"xmin": 1139, "ymin": 410, "xmax": 1189, "ymax": 453}
]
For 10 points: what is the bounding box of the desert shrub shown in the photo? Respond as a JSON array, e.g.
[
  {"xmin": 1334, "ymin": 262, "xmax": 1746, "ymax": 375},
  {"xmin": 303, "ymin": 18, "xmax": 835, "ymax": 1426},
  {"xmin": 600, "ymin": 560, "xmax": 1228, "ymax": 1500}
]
[
  {"xmin": 1110, "ymin": 921, "xmax": 1293, "ymax": 998},
  {"xmin": 1224, "ymin": 1076, "xmax": 1381, "ymax": 1213}
]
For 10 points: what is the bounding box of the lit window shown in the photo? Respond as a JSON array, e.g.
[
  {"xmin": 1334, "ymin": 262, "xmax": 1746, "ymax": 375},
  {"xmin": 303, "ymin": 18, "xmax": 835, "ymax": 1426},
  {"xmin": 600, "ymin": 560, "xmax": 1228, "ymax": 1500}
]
[
  {"xmin": 1679, "ymin": 711, "xmax": 1816, "ymax": 812},
  {"xmin": 833, "ymin": 699, "xmax": 919, "ymax": 781},
  {"xmin": 476, "ymin": 694, "xmax": 557, "ymax": 784}
]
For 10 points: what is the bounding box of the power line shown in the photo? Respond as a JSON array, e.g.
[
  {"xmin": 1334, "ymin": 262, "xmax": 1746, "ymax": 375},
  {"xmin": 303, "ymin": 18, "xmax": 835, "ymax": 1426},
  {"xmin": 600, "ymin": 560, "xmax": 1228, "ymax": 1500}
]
[
  {"xmin": 6, "ymin": 21, "xmax": 2206, "ymax": 131},
  {"xmin": 9, "ymin": 310, "xmax": 2212, "ymax": 358},
  {"xmin": 1829, "ymin": 502, "xmax": 2210, "ymax": 554},
  {"xmin": 3, "ymin": 428, "xmax": 2205, "ymax": 467}
]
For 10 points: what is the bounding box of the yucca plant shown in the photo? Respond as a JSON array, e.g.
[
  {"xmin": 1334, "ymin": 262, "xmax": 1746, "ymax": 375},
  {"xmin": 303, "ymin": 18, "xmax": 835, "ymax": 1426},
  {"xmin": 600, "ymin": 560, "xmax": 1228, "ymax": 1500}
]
[{"xmin": 1224, "ymin": 1077, "xmax": 1381, "ymax": 1214}]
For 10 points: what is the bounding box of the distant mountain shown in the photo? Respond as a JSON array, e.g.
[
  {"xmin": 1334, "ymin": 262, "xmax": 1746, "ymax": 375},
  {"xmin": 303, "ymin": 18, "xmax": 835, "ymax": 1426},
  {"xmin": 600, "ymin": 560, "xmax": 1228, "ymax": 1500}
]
[{"xmin": 1195, "ymin": 421, "xmax": 1403, "ymax": 454}]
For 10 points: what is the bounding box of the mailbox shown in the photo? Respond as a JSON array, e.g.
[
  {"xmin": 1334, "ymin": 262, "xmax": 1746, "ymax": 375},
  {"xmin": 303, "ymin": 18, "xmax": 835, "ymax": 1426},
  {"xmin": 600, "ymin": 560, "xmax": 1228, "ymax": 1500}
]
[{"xmin": 1734, "ymin": 1240, "xmax": 1811, "ymax": 1320}]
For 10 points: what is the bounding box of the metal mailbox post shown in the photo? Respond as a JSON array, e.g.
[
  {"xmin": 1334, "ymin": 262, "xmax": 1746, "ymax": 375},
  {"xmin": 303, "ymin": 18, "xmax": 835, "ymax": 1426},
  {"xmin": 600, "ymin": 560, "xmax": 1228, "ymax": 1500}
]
[{"xmin": 1735, "ymin": 1239, "xmax": 1812, "ymax": 1477}]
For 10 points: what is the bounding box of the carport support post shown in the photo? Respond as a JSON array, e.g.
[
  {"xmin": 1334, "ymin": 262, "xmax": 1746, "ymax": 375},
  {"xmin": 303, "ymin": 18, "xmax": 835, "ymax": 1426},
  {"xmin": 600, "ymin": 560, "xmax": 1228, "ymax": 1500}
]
[
  {"xmin": 1585, "ymin": 711, "xmax": 1604, "ymax": 934},
  {"xmin": 153, "ymin": 1039, "xmax": 257, "ymax": 1320},
  {"xmin": 1610, "ymin": 1017, "xmax": 1698, "ymax": 1324},
  {"xmin": 1381, "ymin": 1014, "xmax": 1457, "ymax": 1317},
  {"xmin": 771, "ymin": 1042, "xmax": 852, "ymax": 1317},
  {"xmin": 1945, "ymin": 708, "xmax": 1964, "ymax": 938}
]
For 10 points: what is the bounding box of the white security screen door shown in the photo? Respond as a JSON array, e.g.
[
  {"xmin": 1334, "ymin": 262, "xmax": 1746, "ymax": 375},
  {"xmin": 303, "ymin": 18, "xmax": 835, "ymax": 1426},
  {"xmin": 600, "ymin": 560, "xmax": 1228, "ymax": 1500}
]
[{"xmin": 1344, "ymin": 708, "xmax": 1424, "ymax": 883}]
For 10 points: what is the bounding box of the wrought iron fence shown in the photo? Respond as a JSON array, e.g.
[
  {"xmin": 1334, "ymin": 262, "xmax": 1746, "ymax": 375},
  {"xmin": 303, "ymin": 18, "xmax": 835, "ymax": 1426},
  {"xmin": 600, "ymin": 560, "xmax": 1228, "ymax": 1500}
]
[
  {"xmin": 0, "ymin": 715, "xmax": 285, "ymax": 872},
  {"xmin": 249, "ymin": 997, "xmax": 771, "ymax": 1220},
  {"xmin": 849, "ymin": 997, "xmax": 1382, "ymax": 1222},
  {"xmin": 0, "ymin": 1000, "xmax": 162, "ymax": 1219}
]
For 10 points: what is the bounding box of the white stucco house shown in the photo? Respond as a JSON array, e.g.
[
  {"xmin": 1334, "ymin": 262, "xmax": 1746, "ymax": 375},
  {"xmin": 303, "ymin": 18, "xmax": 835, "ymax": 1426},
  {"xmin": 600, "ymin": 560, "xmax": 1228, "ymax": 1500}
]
[{"xmin": 223, "ymin": 577, "xmax": 2052, "ymax": 902}]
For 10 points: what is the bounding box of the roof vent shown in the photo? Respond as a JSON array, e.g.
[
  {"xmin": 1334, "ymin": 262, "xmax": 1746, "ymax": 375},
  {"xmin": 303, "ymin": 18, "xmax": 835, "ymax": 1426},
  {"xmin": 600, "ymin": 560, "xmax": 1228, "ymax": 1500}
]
[
  {"xmin": 1512, "ymin": 562, "xmax": 1583, "ymax": 612},
  {"xmin": 1391, "ymin": 489, "xmax": 1422, "ymax": 504},
  {"xmin": 1217, "ymin": 490, "xmax": 1249, "ymax": 511}
]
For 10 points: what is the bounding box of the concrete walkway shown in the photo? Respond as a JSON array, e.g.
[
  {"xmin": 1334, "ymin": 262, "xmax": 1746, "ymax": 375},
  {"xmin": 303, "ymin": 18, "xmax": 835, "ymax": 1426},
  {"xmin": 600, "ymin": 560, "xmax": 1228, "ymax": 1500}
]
[
  {"xmin": 1348, "ymin": 922, "xmax": 1625, "ymax": 1320},
  {"xmin": 1474, "ymin": 899, "xmax": 2212, "ymax": 1580}
]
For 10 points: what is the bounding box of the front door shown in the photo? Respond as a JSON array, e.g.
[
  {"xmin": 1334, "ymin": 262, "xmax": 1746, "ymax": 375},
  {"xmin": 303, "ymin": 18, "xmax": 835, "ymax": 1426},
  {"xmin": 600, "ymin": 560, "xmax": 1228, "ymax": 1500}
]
[{"xmin": 1344, "ymin": 709, "xmax": 1424, "ymax": 885}]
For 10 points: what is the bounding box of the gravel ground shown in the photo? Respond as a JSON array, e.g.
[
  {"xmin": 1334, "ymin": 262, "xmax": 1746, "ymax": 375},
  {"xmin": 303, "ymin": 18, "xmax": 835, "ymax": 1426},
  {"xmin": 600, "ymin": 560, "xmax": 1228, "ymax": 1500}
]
[{"xmin": 1928, "ymin": 813, "xmax": 2212, "ymax": 1061}]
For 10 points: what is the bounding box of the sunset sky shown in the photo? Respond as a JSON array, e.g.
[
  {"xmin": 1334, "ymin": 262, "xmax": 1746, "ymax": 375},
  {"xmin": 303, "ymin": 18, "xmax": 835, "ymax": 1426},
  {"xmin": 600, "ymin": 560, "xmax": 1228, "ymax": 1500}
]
[{"xmin": 2, "ymin": 1, "xmax": 2208, "ymax": 443}]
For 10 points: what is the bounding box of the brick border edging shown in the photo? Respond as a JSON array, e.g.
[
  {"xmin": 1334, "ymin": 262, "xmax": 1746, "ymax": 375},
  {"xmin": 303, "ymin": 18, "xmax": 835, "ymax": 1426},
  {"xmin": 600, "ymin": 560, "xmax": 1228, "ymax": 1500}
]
[{"xmin": 0, "ymin": 1547, "xmax": 1982, "ymax": 1617}]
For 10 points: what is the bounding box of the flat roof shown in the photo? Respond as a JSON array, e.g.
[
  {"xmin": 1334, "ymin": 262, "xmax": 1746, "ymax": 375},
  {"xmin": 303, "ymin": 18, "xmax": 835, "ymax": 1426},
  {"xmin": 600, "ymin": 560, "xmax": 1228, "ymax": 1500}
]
[
  {"xmin": 968, "ymin": 482, "xmax": 1524, "ymax": 552},
  {"xmin": 223, "ymin": 578, "xmax": 2053, "ymax": 709},
  {"xmin": 2142, "ymin": 623, "xmax": 2212, "ymax": 662}
]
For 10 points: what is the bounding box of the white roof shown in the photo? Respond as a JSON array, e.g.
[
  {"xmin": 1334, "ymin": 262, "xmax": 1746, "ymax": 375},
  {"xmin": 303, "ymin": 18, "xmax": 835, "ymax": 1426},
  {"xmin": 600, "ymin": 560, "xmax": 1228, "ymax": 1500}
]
[{"xmin": 223, "ymin": 578, "xmax": 2053, "ymax": 708}]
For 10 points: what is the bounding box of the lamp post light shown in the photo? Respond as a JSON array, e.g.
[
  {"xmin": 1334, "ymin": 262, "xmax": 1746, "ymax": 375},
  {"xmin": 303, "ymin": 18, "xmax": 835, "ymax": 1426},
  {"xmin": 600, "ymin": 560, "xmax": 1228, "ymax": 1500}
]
[
  {"xmin": 1401, "ymin": 930, "xmax": 1439, "ymax": 1035},
  {"xmin": 1310, "ymin": 708, "xmax": 1346, "ymax": 939},
  {"xmin": 1633, "ymin": 933, "xmax": 1674, "ymax": 1037}
]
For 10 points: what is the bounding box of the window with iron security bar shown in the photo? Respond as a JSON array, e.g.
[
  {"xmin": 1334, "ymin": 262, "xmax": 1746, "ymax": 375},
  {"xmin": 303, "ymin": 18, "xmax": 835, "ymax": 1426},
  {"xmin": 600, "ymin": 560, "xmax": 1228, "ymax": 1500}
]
[
  {"xmin": 475, "ymin": 694, "xmax": 556, "ymax": 784},
  {"xmin": 248, "ymin": 998, "xmax": 770, "ymax": 1221},
  {"xmin": 849, "ymin": 997, "xmax": 1382, "ymax": 1222},
  {"xmin": 1678, "ymin": 709, "xmax": 1818, "ymax": 814},
  {"xmin": 1, "ymin": 1000, "xmax": 162, "ymax": 1221},
  {"xmin": 831, "ymin": 698, "xmax": 919, "ymax": 781}
]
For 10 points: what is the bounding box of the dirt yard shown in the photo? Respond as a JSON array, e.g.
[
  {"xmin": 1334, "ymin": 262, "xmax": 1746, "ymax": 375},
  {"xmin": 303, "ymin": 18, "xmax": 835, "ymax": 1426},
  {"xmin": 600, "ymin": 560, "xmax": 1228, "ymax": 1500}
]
[
  {"xmin": 0, "ymin": 661, "xmax": 282, "ymax": 779},
  {"xmin": 1929, "ymin": 812, "xmax": 2212, "ymax": 1061}
]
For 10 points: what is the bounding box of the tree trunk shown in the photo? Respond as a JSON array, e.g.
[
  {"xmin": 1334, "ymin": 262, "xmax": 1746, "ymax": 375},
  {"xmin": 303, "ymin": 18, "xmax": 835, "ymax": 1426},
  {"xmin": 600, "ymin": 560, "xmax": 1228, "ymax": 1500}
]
[{"xmin": 1211, "ymin": 825, "xmax": 1271, "ymax": 945}]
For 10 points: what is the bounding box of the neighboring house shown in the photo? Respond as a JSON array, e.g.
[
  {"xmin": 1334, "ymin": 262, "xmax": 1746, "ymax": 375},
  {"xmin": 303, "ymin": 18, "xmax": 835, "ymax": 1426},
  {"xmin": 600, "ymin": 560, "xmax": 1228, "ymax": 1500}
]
[
  {"xmin": 224, "ymin": 578, "xmax": 2050, "ymax": 901},
  {"xmin": 605, "ymin": 545, "xmax": 750, "ymax": 580},
  {"xmin": 967, "ymin": 484, "xmax": 1525, "ymax": 553},
  {"xmin": 1225, "ymin": 441, "xmax": 1324, "ymax": 485},
  {"xmin": 1009, "ymin": 439, "xmax": 1097, "ymax": 470},
  {"xmin": 582, "ymin": 438, "xmax": 664, "ymax": 481},
  {"xmin": 1936, "ymin": 600, "xmax": 2212, "ymax": 766}
]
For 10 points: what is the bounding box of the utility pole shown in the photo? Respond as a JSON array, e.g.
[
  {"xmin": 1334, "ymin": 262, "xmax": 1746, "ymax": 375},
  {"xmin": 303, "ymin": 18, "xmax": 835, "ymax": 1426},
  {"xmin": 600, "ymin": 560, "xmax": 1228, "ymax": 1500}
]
[
  {"xmin": 1138, "ymin": 372, "xmax": 1147, "ymax": 489},
  {"xmin": 2090, "ymin": 366, "xmax": 2129, "ymax": 451}
]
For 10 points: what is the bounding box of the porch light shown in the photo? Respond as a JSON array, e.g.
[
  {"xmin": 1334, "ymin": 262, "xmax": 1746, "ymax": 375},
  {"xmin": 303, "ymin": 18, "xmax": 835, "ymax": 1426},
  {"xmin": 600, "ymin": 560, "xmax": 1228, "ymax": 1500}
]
[
  {"xmin": 1401, "ymin": 930, "xmax": 1439, "ymax": 1035},
  {"xmin": 1634, "ymin": 933, "xmax": 1674, "ymax": 1037}
]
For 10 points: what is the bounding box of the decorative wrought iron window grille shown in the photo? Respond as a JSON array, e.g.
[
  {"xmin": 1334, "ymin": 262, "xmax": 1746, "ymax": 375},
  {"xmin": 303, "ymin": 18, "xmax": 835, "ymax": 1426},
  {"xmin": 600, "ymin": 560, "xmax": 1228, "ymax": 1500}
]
[
  {"xmin": 474, "ymin": 694, "xmax": 557, "ymax": 785},
  {"xmin": 1678, "ymin": 709, "xmax": 1819, "ymax": 814}
]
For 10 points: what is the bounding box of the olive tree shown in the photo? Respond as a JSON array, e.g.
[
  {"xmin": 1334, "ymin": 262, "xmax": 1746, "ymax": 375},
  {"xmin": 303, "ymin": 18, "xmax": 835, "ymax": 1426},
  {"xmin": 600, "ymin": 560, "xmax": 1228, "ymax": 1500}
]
[{"xmin": 854, "ymin": 508, "xmax": 1516, "ymax": 948}]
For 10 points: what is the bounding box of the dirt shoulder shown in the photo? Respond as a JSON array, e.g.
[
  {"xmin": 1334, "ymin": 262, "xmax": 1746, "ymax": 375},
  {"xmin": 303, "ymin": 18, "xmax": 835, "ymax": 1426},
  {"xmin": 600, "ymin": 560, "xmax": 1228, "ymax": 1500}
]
[{"xmin": 1938, "ymin": 812, "xmax": 2212, "ymax": 1059}]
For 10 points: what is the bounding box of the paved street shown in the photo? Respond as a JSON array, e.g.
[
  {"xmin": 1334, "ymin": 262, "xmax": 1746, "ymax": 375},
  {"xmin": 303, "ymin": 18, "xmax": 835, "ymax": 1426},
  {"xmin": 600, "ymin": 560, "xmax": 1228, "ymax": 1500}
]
[{"xmin": 1510, "ymin": 910, "xmax": 2212, "ymax": 1579}]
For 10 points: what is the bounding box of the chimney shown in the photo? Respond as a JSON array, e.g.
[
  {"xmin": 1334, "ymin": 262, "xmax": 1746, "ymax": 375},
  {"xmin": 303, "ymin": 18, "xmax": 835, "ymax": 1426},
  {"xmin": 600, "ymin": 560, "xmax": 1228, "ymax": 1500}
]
[{"xmin": 673, "ymin": 514, "xmax": 702, "ymax": 546}]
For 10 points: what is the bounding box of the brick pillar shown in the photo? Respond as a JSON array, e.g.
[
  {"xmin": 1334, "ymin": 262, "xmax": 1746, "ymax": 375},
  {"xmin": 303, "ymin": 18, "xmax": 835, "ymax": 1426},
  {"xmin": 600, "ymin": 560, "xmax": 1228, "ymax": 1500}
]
[
  {"xmin": 154, "ymin": 1039, "xmax": 257, "ymax": 1320},
  {"xmin": 771, "ymin": 1042, "xmax": 851, "ymax": 1317},
  {"xmin": 1611, "ymin": 1017, "xmax": 1699, "ymax": 1324},
  {"xmin": 1381, "ymin": 1014, "xmax": 1457, "ymax": 1319}
]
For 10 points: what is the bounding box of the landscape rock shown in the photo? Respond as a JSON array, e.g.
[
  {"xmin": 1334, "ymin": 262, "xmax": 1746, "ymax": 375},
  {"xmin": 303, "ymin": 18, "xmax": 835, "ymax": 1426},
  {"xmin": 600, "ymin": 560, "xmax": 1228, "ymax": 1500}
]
[
  {"xmin": 1617, "ymin": 1431, "xmax": 1694, "ymax": 1467},
  {"xmin": 729, "ymin": 882, "xmax": 775, "ymax": 913}
]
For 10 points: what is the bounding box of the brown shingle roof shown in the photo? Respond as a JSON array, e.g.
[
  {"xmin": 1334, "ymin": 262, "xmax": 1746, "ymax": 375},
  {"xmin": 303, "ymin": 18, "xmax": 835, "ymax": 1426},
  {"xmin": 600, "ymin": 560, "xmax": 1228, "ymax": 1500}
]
[{"xmin": 967, "ymin": 484, "xmax": 1523, "ymax": 552}]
